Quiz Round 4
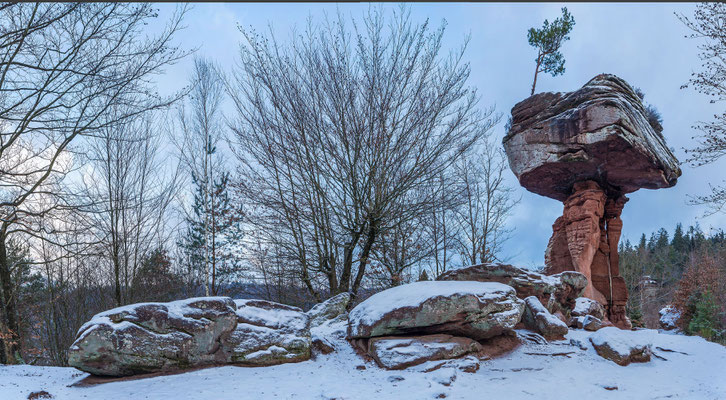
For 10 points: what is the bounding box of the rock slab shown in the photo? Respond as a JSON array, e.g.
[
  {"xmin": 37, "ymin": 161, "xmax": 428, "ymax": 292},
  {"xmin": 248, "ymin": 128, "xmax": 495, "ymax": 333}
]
[
  {"xmin": 367, "ymin": 334, "xmax": 483, "ymax": 370},
  {"xmin": 348, "ymin": 281, "xmax": 524, "ymax": 341}
]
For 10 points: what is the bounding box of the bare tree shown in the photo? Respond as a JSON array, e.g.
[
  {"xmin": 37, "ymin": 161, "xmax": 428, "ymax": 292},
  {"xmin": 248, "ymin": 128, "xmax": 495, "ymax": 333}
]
[
  {"xmin": 0, "ymin": 3, "xmax": 188, "ymax": 362},
  {"xmin": 84, "ymin": 110, "xmax": 182, "ymax": 307},
  {"xmin": 175, "ymin": 57, "xmax": 239, "ymax": 296},
  {"xmin": 454, "ymin": 137, "xmax": 518, "ymax": 265},
  {"xmin": 228, "ymin": 6, "xmax": 497, "ymax": 301},
  {"xmin": 679, "ymin": 3, "xmax": 726, "ymax": 214}
]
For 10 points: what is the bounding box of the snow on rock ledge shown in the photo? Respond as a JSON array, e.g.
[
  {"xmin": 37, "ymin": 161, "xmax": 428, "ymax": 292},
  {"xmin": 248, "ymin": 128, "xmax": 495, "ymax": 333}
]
[
  {"xmin": 348, "ymin": 281, "xmax": 524, "ymax": 340},
  {"xmin": 589, "ymin": 327, "xmax": 652, "ymax": 366},
  {"xmin": 436, "ymin": 263, "xmax": 587, "ymax": 314}
]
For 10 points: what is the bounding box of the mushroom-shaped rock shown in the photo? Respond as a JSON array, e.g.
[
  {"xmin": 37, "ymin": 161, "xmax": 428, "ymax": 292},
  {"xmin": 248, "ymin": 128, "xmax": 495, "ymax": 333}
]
[
  {"xmin": 503, "ymin": 74, "xmax": 681, "ymax": 329},
  {"xmin": 68, "ymin": 297, "xmax": 238, "ymax": 376},
  {"xmin": 227, "ymin": 299, "xmax": 311, "ymax": 366},
  {"xmin": 347, "ymin": 281, "xmax": 524, "ymax": 341},
  {"xmin": 436, "ymin": 263, "xmax": 586, "ymax": 315}
]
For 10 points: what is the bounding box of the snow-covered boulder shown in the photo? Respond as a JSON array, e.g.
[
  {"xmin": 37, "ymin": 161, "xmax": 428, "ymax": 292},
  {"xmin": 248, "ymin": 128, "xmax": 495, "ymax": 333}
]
[
  {"xmin": 68, "ymin": 297, "xmax": 238, "ymax": 376},
  {"xmin": 590, "ymin": 327, "xmax": 652, "ymax": 366},
  {"xmin": 307, "ymin": 292, "xmax": 351, "ymax": 328},
  {"xmin": 348, "ymin": 281, "xmax": 524, "ymax": 340},
  {"xmin": 522, "ymin": 296, "xmax": 568, "ymax": 339},
  {"xmin": 659, "ymin": 305, "xmax": 680, "ymax": 331},
  {"xmin": 436, "ymin": 263, "xmax": 587, "ymax": 314},
  {"xmin": 367, "ymin": 334, "xmax": 483, "ymax": 370},
  {"xmin": 570, "ymin": 315, "xmax": 604, "ymax": 331},
  {"xmin": 582, "ymin": 315, "xmax": 604, "ymax": 331},
  {"xmin": 572, "ymin": 297, "xmax": 606, "ymax": 320},
  {"xmin": 227, "ymin": 299, "xmax": 311, "ymax": 366}
]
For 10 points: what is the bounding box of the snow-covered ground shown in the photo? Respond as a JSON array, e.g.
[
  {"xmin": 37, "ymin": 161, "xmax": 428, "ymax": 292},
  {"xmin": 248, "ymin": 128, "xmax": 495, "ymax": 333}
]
[{"xmin": 2, "ymin": 322, "xmax": 726, "ymax": 400}]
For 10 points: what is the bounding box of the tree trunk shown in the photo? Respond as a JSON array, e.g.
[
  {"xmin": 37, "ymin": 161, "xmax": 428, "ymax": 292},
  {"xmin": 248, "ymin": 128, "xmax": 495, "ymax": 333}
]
[
  {"xmin": 0, "ymin": 233, "xmax": 20, "ymax": 363},
  {"xmin": 531, "ymin": 53, "xmax": 543, "ymax": 96},
  {"xmin": 352, "ymin": 221, "xmax": 378, "ymax": 296}
]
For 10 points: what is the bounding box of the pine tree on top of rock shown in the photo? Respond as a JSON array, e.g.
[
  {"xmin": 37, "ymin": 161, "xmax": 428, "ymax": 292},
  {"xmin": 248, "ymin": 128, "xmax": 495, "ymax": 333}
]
[{"xmin": 527, "ymin": 7, "xmax": 575, "ymax": 95}]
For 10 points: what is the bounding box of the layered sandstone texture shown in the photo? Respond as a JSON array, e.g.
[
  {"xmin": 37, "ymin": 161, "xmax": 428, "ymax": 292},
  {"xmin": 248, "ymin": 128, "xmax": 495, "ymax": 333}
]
[{"xmin": 503, "ymin": 74, "xmax": 681, "ymax": 329}]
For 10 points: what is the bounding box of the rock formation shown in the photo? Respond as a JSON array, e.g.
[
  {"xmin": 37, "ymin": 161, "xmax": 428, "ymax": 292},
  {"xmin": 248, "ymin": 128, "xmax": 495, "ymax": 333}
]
[
  {"xmin": 69, "ymin": 297, "xmax": 313, "ymax": 376},
  {"xmin": 503, "ymin": 74, "xmax": 681, "ymax": 329},
  {"xmin": 347, "ymin": 281, "xmax": 525, "ymax": 369},
  {"xmin": 436, "ymin": 263, "xmax": 587, "ymax": 315}
]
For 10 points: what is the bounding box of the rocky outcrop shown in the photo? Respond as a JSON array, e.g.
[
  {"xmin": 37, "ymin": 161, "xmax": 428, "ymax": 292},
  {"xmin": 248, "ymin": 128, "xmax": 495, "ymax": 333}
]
[
  {"xmin": 68, "ymin": 297, "xmax": 239, "ymax": 376},
  {"xmin": 521, "ymin": 296, "xmax": 568, "ymax": 340},
  {"xmin": 347, "ymin": 281, "xmax": 524, "ymax": 341},
  {"xmin": 69, "ymin": 297, "xmax": 311, "ymax": 376},
  {"xmin": 307, "ymin": 292, "xmax": 351, "ymax": 328},
  {"xmin": 590, "ymin": 327, "xmax": 652, "ymax": 366},
  {"xmin": 504, "ymin": 74, "xmax": 681, "ymax": 329},
  {"xmin": 227, "ymin": 299, "xmax": 311, "ymax": 366},
  {"xmin": 436, "ymin": 263, "xmax": 587, "ymax": 315},
  {"xmin": 367, "ymin": 334, "xmax": 483, "ymax": 370}
]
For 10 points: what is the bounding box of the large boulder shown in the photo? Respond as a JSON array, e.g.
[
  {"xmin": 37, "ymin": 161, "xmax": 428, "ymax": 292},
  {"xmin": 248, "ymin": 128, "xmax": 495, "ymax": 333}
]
[
  {"xmin": 590, "ymin": 327, "xmax": 652, "ymax": 366},
  {"xmin": 367, "ymin": 334, "xmax": 483, "ymax": 370},
  {"xmin": 503, "ymin": 74, "xmax": 680, "ymax": 202},
  {"xmin": 522, "ymin": 296, "xmax": 568, "ymax": 340},
  {"xmin": 68, "ymin": 297, "xmax": 238, "ymax": 376},
  {"xmin": 227, "ymin": 299, "xmax": 311, "ymax": 366},
  {"xmin": 348, "ymin": 281, "xmax": 524, "ymax": 341},
  {"xmin": 307, "ymin": 292, "xmax": 351, "ymax": 328},
  {"xmin": 69, "ymin": 297, "xmax": 313, "ymax": 376},
  {"xmin": 436, "ymin": 263, "xmax": 587, "ymax": 314}
]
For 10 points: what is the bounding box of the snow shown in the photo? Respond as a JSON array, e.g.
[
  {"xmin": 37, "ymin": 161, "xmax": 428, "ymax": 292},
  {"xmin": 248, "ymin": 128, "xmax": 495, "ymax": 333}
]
[
  {"xmin": 76, "ymin": 297, "xmax": 234, "ymax": 335},
  {"xmin": 5, "ymin": 320, "xmax": 726, "ymax": 399},
  {"xmin": 659, "ymin": 305, "xmax": 680, "ymax": 330},
  {"xmin": 234, "ymin": 299, "xmax": 308, "ymax": 331},
  {"xmin": 349, "ymin": 281, "xmax": 516, "ymax": 327}
]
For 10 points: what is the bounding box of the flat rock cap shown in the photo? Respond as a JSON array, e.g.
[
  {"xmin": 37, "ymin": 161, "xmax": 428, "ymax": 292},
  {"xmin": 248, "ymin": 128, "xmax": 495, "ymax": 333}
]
[{"xmin": 503, "ymin": 74, "xmax": 681, "ymax": 201}]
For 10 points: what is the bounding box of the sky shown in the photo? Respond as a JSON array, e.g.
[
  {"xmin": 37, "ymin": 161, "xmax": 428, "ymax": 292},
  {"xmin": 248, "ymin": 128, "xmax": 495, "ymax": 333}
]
[{"xmin": 151, "ymin": 2, "xmax": 726, "ymax": 268}]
